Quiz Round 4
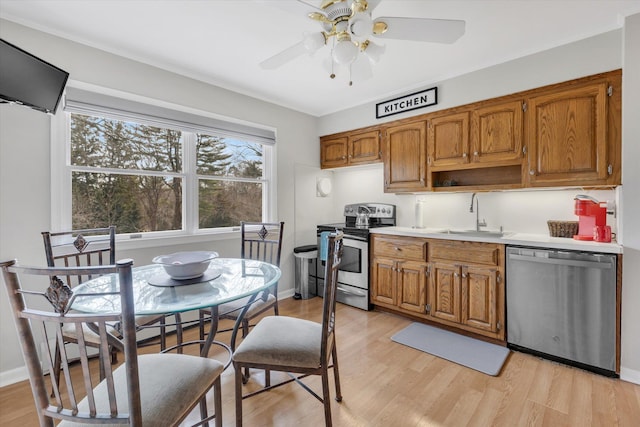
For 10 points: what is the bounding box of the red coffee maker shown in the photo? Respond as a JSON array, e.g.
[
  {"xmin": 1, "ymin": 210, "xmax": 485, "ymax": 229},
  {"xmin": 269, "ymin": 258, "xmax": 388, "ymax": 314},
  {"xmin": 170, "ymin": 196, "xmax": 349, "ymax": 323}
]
[{"xmin": 573, "ymin": 195, "xmax": 607, "ymax": 241}]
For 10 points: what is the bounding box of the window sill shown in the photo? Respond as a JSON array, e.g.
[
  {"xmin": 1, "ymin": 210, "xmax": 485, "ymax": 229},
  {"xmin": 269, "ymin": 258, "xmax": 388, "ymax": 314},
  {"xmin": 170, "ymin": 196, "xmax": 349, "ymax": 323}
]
[{"xmin": 116, "ymin": 229, "xmax": 239, "ymax": 251}]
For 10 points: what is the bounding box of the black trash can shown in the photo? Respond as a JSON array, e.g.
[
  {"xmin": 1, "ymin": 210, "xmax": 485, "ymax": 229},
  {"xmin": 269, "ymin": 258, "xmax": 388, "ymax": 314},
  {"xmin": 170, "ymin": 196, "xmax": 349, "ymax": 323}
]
[{"xmin": 293, "ymin": 245, "xmax": 318, "ymax": 299}]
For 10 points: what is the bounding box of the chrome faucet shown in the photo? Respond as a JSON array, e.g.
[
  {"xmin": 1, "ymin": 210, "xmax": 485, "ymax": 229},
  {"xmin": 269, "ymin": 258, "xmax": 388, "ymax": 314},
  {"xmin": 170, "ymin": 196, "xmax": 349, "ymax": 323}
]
[{"xmin": 470, "ymin": 193, "xmax": 487, "ymax": 231}]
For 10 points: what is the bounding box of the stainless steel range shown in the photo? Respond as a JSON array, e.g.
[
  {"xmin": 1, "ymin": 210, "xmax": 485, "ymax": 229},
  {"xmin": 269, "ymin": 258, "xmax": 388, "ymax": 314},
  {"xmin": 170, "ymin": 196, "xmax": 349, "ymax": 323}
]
[{"xmin": 314, "ymin": 203, "xmax": 396, "ymax": 310}]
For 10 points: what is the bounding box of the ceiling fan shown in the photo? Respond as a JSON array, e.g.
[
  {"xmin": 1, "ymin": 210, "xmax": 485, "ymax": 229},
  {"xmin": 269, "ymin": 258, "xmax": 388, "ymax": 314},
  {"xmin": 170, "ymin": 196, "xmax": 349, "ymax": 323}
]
[{"xmin": 260, "ymin": 0, "xmax": 466, "ymax": 85}]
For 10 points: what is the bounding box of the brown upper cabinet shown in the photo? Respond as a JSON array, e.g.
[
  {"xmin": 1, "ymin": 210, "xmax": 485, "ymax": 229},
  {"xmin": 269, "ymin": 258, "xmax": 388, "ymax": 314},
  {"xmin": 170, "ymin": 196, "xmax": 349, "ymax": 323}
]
[
  {"xmin": 425, "ymin": 100, "xmax": 524, "ymax": 169},
  {"xmin": 382, "ymin": 121, "xmax": 427, "ymax": 192},
  {"xmin": 524, "ymin": 72, "xmax": 621, "ymax": 187},
  {"xmin": 427, "ymin": 111, "xmax": 470, "ymax": 168},
  {"xmin": 320, "ymin": 128, "xmax": 381, "ymax": 169},
  {"xmin": 471, "ymin": 99, "xmax": 523, "ymax": 164},
  {"xmin": 319, "ymin": 69, "xmax": 621, "ymax": 192}
]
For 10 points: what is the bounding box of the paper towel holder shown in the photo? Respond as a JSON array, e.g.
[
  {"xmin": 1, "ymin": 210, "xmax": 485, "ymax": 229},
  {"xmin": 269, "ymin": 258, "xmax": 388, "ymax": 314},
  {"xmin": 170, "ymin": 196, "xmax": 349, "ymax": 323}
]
[{"xmin": 316, "ymin": 177, "xmax": 332, "ymax": 197}]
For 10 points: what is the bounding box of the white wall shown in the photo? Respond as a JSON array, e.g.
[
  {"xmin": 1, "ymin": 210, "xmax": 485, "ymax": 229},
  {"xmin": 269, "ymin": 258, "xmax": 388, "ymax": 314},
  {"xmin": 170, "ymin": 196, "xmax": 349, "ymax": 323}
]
[
  {"xmin": 318, "ymin": 29, "xmax": 622, "ymax": 135},
  {"xmin": 0, "ymin": 19, "xmax": 318, "ymax": 383},
  {"xmin": 620, "ymin": 13, "xmax": 640, "ymax": 384}
]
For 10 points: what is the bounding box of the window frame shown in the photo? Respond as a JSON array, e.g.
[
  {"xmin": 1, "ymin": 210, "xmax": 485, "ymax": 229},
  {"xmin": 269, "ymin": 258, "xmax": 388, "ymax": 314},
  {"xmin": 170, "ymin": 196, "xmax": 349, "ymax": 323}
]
[{"xmin": 50, "ymin": 86, "xmax": 277, "ymax": 248}]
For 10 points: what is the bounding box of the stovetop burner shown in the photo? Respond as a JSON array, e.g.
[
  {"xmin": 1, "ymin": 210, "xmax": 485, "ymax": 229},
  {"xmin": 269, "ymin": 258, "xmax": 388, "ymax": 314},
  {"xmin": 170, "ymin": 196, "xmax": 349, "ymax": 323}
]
[{"xmin": 317, "ymin": 203, "xmax": 396, "ymax": 239}]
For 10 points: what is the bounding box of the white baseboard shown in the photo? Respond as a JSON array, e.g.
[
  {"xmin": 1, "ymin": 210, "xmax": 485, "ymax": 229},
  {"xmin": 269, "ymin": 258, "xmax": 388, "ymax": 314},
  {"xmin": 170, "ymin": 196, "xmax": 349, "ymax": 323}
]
[
  {"xmin": 0, "ymin": 366, "xmax": 29, "ymax": 388},
  {"xmin": 620, "ymin": 367, "xmax": 640, "ymax": 385}
]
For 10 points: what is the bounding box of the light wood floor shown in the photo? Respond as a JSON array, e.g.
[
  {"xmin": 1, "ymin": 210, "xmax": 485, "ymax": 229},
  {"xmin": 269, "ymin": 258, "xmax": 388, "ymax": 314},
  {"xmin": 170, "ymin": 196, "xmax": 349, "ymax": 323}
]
[{"xmin": 2, "ymin": 297, "xmax": 639, "ymax": 426}]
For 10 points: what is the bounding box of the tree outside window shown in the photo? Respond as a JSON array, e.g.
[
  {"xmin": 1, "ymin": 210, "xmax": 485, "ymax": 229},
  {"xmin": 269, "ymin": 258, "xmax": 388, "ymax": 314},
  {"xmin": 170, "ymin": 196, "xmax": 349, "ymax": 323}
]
[{"xmin": 69, "ymin": 113, "xmax": 267, "ymax": 233}]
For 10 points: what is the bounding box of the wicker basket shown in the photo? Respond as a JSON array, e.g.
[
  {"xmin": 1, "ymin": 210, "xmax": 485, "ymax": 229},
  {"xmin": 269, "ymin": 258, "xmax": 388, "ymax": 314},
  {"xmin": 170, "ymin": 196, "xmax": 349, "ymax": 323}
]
[{"xmin": 547, "ymin": 220, "xmax": 579, "ymax": 238}]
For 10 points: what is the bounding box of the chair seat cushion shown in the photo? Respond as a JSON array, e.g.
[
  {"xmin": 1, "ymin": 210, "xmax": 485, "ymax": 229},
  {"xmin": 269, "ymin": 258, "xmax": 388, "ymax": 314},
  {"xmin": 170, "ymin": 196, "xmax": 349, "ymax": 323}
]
[
  {"xmin": 208, "ymin": 294, "xmax": 276, "ymax": 319},
  {"xmin": 233, "ymin": 316, "xmax": 322, "ymax": 369},
  {"xmin": 57, "ymin": 353, "xmax": 224, "ymax": 427}
]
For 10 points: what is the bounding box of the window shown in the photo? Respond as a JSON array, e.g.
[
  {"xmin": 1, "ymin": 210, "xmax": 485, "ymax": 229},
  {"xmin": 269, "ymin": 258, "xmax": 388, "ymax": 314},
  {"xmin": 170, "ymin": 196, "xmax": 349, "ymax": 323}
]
[{"xmin": 52, "ymin": 87, "xmax": 276, "ymax": 238}]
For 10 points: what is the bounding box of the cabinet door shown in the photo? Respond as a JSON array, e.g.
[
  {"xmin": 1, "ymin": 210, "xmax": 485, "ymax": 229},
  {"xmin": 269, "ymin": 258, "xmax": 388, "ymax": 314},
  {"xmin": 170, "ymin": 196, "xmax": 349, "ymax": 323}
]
[
  {"xmin": 349, "ymin": 130, "xmax": 381, "ymax": 165},
  {"xmin": 427, "ymin": 111, "xmax": 470, "ymax": 167},
  {"xmin": 371, "ymin": 257, "xmax": 396, "ymax": 306},
  {"xmin": 471, "ymin": 100, "xmax": 523, "ymax": 164},
  {"xmin": 461, "ymin": 265, "xmax": 498, "ymax": 333},
  {"xmin": 320, "ymin": 136, "xmax": 348, "ymax": 169},
  {"xmin": 525, "ymin": 82, "xmax": 609, "ymax": 186},
  {"xmin": 383, "ymin": 121, "xmax": 427, "ymax": 192},
  {"xmin": 397, "ymin": 261, "xmax": 428, "ymax": 314},
  {"xmin": 428, "ymin": 262, "xmax": 461, "ymax": 323}
]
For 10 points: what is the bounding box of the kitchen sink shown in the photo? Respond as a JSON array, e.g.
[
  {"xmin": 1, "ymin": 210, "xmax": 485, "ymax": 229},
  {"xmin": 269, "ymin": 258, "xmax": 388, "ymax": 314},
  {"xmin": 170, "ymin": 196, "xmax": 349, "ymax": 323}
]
[{"xmin": 445, "ymin": 230, "xmax": 509, "ymax": 238}]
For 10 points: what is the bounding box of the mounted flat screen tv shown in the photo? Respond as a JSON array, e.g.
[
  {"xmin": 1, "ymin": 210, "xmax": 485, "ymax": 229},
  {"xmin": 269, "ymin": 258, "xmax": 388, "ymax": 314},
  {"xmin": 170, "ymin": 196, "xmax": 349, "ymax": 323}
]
[{"xmin": 0, "ymin": 38, "xmax": 69, "ymax": 114}]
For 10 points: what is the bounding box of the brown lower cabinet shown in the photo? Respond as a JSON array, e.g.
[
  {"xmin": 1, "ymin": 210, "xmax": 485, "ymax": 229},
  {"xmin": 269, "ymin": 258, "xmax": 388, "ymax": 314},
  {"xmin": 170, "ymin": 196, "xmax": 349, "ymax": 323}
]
[{"xmin": 371, "ymin": 234, "xmax": 505, "ymax": 342}]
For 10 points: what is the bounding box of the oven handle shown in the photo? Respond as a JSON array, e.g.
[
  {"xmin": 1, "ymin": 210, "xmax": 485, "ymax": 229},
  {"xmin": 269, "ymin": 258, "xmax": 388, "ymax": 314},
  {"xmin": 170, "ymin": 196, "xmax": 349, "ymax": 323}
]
[
  {"xmin": 317, "ymin": 233, "xmax": 368, "ymax": 243},
  {"xmin": 337, "ymin": 286, "xmax": 367, "ymax": 297}
]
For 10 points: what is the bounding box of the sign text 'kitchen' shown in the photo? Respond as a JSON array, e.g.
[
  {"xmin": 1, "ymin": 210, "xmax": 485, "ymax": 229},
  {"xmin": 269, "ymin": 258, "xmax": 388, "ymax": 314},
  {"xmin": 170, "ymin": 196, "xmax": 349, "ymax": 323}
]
[{"xmin": 376, "ymin": 87, "xmax": 437, "ymax": 119}]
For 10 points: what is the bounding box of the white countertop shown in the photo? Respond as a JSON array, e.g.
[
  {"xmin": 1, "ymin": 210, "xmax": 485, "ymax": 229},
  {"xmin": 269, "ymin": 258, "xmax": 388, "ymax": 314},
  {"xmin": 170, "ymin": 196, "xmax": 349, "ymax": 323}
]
[{"xmin": 370, "ymin": 226, "xmax": 623, "ymax": 254}]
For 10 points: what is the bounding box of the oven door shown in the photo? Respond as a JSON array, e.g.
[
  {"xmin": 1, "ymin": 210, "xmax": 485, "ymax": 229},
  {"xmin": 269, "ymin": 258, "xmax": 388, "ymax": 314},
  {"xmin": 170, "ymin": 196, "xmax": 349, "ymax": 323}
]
[{"xmin": 316, "ymin": 233, "xmax": 370, "ymax": 310}]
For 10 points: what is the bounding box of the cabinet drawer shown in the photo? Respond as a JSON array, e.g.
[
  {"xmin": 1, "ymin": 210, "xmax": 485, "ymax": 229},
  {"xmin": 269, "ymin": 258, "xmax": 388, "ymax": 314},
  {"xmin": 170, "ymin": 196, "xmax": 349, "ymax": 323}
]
[
  {"xmin": 372, "ymin": 236, "xmax": 428, "ymax": 262},
  {"xmin": 429, "ymin": 240, "xmax": 501, "ymax": 266}
]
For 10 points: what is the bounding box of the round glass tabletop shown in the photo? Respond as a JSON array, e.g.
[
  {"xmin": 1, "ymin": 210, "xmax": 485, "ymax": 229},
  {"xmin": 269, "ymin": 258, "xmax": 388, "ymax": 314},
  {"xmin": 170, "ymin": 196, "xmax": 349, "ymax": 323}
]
[{"xmin": 71, "ymin": 258, "xmax": 281, "ymax": 315}]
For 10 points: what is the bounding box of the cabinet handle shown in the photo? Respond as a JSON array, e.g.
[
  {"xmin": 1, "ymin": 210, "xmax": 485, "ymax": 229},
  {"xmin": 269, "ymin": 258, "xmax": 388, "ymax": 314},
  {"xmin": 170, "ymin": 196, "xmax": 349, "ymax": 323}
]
[
  {"xmin": 462, "ymin": 153, "xmax": 467, "ymax": 158},
  {"xmin": 529, "ymin": 169, "xmax": 535, "ymax": 176},
  {"xmin": 473, "ymin": 151, "xmax": 479, "ymax": 157},
  {"xmin": 342, "ymin": 156, "xmax": 346, "ymax": 160},
  {"xmin": 462, "ymin": 273, "xmax": 467, "ymax": 278},
  {"xmin": 394, "ymin": 247, "xmax": 401, "ymax": 251},
  {"xmin": 454, "ymin": 272, "xmax": 459, "ymax": 277}
]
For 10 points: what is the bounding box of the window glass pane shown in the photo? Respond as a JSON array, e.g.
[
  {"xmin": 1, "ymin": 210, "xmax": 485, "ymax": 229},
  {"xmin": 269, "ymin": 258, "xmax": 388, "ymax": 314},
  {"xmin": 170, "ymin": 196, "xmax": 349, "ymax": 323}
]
[
  {"xmin": 197, "ymin": 135, "xmax": 263, "ymax": 178},
  {"xmin": 72, "ymin": 172, "xmax": 182, "ymax": 233},
  {"xmin": 71, "ymin": 114, "xmax": 182, "ymax": 172},
  {"xmin": 199, "ymin": 180, "xmax": 262, "ymax": 228}
]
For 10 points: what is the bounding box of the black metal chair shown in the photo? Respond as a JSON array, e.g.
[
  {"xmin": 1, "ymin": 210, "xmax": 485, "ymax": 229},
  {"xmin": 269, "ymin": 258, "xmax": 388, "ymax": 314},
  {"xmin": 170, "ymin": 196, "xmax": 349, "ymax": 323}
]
[
  {"xmin": 0, "ymin": 258, "xmax": 224, "ymax": 427},
  {"xmin": 232, "ymin": 231, "xmax": 343, "ymax": 427}
]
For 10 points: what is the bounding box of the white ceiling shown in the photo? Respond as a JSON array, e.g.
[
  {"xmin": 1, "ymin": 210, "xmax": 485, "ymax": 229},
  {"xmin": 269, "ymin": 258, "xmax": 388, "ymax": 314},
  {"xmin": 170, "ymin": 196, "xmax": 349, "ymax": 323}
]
[{"xmin": 2, "ymin": 0, "xmax": 640, "ymax": 117}]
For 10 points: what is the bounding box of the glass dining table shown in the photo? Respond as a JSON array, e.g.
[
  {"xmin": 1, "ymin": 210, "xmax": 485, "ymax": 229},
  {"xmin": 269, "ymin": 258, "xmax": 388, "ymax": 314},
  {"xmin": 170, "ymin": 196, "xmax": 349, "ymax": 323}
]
[{"xmin": 71, "ymin": 257, "xmax": 281, "ymax": 364}]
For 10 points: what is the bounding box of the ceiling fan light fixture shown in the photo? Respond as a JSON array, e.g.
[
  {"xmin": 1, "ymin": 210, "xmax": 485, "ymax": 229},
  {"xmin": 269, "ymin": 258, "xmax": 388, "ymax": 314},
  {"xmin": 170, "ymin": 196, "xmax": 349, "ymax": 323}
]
[
  {"xmin": 361, "ymin": 39, "xmax": 385, "ymax": 63},
  {"xmin": 303, "ymin": 32, "xmax": 327, "ymax": 53},
  {"xmin": 349, "ymin": 12, "xmax": 374, "ymax": 40},
  {"xmin": 333, "ymin": 39, "xmax": 359, "ymax": 65}
]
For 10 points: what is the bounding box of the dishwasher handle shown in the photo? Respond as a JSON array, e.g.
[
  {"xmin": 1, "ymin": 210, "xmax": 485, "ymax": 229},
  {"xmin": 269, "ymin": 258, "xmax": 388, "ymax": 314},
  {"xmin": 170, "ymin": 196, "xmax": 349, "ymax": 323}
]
[{"xmin": 508, "ymin": 253, "xmax": 613, "ymax": 269}]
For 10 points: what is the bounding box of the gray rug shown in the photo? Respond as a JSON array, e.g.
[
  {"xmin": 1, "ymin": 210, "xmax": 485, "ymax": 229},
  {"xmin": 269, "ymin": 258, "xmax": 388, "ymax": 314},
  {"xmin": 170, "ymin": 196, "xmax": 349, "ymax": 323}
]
[{"xmin": 391, "ymin": 322, "xmax": 510, "ymax": 376}]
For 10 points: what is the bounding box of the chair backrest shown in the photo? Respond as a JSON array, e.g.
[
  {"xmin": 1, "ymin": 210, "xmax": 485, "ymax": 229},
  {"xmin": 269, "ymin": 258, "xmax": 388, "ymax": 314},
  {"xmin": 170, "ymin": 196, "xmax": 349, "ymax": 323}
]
[
  {"xmin": 240, "ymin": 221, "xmax": 284, "ymax": 267},
  {"xmin": 0, "ymin": 258, "xmax": 141, "ymax": 426},
  {"xmin": 42, "ymin": 226, "xmax": 116, "ymax": 287},
  {"xmin": 320, "ymin": 232, "xmax": 343, "ymax": 364}
]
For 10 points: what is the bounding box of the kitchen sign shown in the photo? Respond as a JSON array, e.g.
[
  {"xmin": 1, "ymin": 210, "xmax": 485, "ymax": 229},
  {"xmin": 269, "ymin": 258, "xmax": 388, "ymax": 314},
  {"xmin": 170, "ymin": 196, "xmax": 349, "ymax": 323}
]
[{"xmin": 376, "ymin": 87, "xmax": 437, "ymax": 119}]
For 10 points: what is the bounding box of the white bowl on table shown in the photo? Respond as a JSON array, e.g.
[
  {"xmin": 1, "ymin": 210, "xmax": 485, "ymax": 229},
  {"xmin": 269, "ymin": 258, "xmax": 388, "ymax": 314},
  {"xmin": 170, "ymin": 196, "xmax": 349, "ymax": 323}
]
[{"xmin": 152, "ymin": 251, "xmax": 218, "ymax": 280}]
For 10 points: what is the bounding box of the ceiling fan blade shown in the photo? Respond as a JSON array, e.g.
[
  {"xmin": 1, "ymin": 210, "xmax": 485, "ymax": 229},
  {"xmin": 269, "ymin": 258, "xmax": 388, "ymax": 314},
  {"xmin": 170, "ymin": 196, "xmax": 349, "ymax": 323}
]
[
  {"xmin": 260, "ymin": 41, "xmax": 308, "ymax": 70},
  {"xmin": 373, "ymin": 17, "xmax": 465, "ymax": 44}
]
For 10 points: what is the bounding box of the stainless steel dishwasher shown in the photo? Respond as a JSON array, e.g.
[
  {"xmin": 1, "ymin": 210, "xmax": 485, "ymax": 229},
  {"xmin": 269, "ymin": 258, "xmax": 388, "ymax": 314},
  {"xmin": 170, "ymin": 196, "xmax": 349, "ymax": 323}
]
[{"xmin": 506, "ymin": 246, "xmax": 617, "ymax": 376}]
